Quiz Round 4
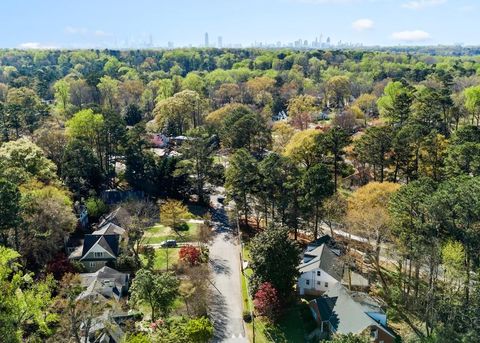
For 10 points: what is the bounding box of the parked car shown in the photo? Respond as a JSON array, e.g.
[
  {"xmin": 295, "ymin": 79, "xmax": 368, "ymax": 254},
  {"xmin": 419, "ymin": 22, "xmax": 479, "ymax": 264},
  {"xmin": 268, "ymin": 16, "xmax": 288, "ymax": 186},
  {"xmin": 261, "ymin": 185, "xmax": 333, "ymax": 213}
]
[{"xmin": 160, "ymin": 240, "xmax": 177, "ymax": 248}]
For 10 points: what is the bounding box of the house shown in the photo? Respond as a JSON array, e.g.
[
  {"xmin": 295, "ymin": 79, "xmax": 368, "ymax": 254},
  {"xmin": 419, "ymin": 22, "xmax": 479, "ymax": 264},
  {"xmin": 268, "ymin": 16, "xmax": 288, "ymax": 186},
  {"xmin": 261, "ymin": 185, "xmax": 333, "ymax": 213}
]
[
  {"xmin": 80, "ymin": 310, "xmax": 140, "ymax": 343},
  {"xmin": 78, "ymin": 266, "xmax": 130, "ymax": 302},
  {"xmin": 309, "ymin": 283, "xmax": 394, "ymax": 343},
  {"xmin": 80, "ymin": 310, "xmax": 142, "ymax": 343},
  {"xmin": 150, "ymin": 133, "xmax": 169, "ymax": 148},
  {"xmin": 298, "ymin": 243, "xmax": 344, "ymax": 295},
  {"xmin": 305, "ymin": 235, "xmax": 336, "ymax": 253},
  {"xmin": 98, "ymin": 208, "xmax": 123, "ymax": 228},
  {"xmin": 93, "ymin": 222, "xmax": 127, "ymax": 246},
  {"xmin": 298, "ymin": 243, "xmax": 369, "ymax": 295},
  {"xmin": 70, "ymin": 234, "xmax": 120, "ymax": 272}
]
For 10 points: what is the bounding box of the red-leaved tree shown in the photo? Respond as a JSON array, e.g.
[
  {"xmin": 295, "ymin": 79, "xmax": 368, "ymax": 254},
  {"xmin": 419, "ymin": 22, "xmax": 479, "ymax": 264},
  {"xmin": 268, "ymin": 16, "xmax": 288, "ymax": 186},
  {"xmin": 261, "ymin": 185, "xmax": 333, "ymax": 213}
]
[
  {"xmin": 179, "ymin": 245, "xmax": 201, "ymax": 266},
  {"xmin": 46, "ymin": 253, "xmax": 77, "ymax": 280},
  {"xmin": 253, "ymin": 282, "xmax": 281, "ymax": 321}
]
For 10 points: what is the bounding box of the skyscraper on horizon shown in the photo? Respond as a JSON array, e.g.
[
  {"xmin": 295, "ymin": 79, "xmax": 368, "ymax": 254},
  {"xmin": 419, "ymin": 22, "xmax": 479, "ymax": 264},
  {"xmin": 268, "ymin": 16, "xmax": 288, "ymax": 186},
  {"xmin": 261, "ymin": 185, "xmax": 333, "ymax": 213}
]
[
  {"xmin": 218, "ymin": 36, "xmax": 222, "ymax": 48},
  {"xmin": 204, "ymin": 32, "xmax": 209, "ymax": 47}
]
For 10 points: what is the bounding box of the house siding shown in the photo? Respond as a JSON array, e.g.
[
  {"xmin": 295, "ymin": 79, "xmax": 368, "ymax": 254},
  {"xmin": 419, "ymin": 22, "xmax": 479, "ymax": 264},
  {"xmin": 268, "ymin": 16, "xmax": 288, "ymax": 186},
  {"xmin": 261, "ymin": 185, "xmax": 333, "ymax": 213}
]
[
  {"xmin": 298, "ymin": 268, "xmax": 339, "ymax": 295},
  {"xmin": 376, "ymin": 326, "xmax": 394, "ymax": 343}
]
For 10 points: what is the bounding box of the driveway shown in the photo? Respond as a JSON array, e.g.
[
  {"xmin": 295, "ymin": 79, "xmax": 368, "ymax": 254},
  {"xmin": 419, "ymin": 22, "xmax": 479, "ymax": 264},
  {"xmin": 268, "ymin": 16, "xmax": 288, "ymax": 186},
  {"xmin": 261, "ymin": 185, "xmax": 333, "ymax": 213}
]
[{"xmin": 208, "ymin": 187, "xmax": 248, "ymax": 342}]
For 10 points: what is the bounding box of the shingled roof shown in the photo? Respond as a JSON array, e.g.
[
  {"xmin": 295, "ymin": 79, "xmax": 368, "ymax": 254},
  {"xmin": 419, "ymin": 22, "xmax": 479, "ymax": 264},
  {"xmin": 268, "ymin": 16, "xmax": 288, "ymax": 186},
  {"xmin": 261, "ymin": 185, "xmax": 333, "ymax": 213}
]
[
  {"xmin": 310, "ymin": 283, "xmax": 394, "ymax": 338},
  {"xmin": 80, "ymin": 234, "xmax": 119, "ymax": 261},
  {"xmin": 299, "ymin": 244, "xmax": 344, "ymax": 281},
  {"xmin": 92, "ymin": 222, "xmax": 126, "ymax": 236}
]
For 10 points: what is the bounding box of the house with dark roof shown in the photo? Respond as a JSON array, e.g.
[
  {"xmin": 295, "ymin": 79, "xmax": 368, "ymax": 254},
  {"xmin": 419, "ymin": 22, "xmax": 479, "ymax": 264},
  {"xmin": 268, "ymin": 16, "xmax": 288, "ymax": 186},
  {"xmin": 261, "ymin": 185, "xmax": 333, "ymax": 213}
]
[
  {"xmin": 78, "ymin": 266, "xmax": 130, "ymax": 302},
  {"xmin": 309, "ymin": 283, "xmax": 394, "ymax": 343},
  {"xmin": 69, "ymin": 234, "xmax": 120, "ymax": 272},
  {"xmin": 298, "ymin": 243, "xmax": 369, "ymax": 295}
]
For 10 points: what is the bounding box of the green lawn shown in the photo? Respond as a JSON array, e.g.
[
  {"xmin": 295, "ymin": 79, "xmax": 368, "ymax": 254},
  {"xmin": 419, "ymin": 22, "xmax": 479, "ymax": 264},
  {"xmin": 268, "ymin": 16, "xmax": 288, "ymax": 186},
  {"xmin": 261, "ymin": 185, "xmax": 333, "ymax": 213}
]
[
  {"xmin": 140, "ymin": 247, "xmax": 179, "ymax": 271},
  {"xmin": 144, "ymin": 222, "xmax": 200, "ymax": 244}
]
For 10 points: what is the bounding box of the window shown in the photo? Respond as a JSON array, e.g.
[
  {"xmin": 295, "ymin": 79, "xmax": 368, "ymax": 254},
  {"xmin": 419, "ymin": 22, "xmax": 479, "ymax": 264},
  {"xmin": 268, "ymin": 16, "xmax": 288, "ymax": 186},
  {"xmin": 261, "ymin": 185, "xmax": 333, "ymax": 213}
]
[
  {"xmin": 370, "ymin": 328, "xmax": 378, "ymax": 340},
  {"xmin": 89, "ymin": 261, "xmax": 96, "ymax": 268},
  {"xmin": 317, "ymin": 281, "xmax": 321, "ymax": 285},
  {"xmin": 316, "ymin": 271, "xmax": 321, "ymax": 276},
  {"xmin": 324, "ymin": 282, "xmax": 328, "ymax": 287},
  {"xmin": 306, "ymin": 280, "xmax": 310, "ymax": 286},
  {"xmin": 94, "ymin": 252, "xmax": 103, "ymax": 258}
]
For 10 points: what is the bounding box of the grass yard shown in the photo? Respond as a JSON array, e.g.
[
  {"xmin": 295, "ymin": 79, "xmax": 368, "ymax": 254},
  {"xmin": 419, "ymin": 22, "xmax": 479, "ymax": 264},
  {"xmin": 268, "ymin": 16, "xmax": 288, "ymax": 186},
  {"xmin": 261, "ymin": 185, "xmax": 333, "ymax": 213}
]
[
  {"xmin": 143, "ymin": 222, "xmax": 200, "ymax": 244},
  {"xmin": 140, "ymin": 247, "xmax": 180, "ymax": 271}
]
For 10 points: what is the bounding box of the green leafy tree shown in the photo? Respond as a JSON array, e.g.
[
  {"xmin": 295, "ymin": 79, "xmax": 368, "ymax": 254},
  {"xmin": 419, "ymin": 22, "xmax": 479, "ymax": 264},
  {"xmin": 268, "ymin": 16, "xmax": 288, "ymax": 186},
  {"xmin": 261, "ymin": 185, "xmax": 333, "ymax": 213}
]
[
  {"xmin": 225, "ymin": 149, "xmax": 259, "ymax": 226},
  {"xmin": 130, "ymin": 269, "xmax": 179, "ymax": 320},
  {"xmin": 61, "ymin": 139, "xmax": 104, "ymax": 197},
  {"xmin": 445, "ymin": 125, "xmax": 480, "ymax": 177},
  {"xmin": 19, "ymin": 185, "xmax": 77, "ymax": 269},
  {"xmin": 325, "ymin": 75, "xmax": 351, "ymax": 108},
  {"xmin": 53, "ymin": 79, "xmax": 71, "ymax": 115},
  {"xmin": 66, "ymin": 109, "xmax": 105, "ymax": 171},
  {"xmin": 354, "ymin": 126, "xmax": 393, "ymax": 182},
  {"xmin": 287, "ymin": 94, "xmax": 316, "ymax": 130},
  {"xmin": 153, "ymin": 90, "xmax": 204, "ymax": 135},
  {"xmin": 0, "ymin": 178, "xmax": 21, "ymax": 246},
  {"xmin": 377, "ymin": 80, "xmax": 413, "ymax": 126},
  {"xmin": 320, "ymin": 127, "xmax": 351, "ymax": 191},
  {"xmin": 0, "ymin": 247, "xmax": 56, "ymax": 343},
  {"xmin": 184, "ymin": 317, "xmax": 214, "ymax": 343},
  {"xmin": 302, "ymin": 163, "xmax": 334, "ymax": 239},
  {"xmin": 222, "ymin": 108, "xmax": 271, "ymax": 153},
  {"xmin": 177, "ymin": 128, "xmax": 218, "ymax": 202},
  {"xmin": 463, "ymin": 85, "xmax": 480, "ymax": 126},
  {"xmin": 0, "ymin": 137, "xmax": 58, "ymax": 186},
  {"xmin": 249, "ymin": 225, "xmax": 301, "ymax": 299},
  {"xmin": 160, "ymin": 199, "xmax": 190, "ymax": 230}
]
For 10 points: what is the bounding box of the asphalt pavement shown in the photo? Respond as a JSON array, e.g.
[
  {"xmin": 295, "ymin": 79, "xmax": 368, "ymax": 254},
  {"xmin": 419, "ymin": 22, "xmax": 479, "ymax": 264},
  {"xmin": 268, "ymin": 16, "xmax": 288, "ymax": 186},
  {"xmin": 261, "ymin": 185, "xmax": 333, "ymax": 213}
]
[{"xmin": 208, "ymin": 188, "xmax": 248, "ymax": 342}]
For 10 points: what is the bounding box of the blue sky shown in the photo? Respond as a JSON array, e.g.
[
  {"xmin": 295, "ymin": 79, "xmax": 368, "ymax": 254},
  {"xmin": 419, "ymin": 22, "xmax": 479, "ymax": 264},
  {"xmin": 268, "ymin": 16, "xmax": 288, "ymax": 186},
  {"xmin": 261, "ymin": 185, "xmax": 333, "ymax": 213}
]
[{"xmin": 1, "ymin": 0, "xmax": 478, "ymax": 48}]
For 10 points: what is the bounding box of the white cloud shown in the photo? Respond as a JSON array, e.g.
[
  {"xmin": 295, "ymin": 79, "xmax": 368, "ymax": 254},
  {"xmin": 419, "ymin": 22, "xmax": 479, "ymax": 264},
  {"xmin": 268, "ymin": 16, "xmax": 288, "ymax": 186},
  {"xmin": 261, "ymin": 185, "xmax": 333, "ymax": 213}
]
[
  {"xmin": 391, "ymin": 30, "xmax": 431, "ymax": 42},
  {"xmin": 402, "ymin": 0, "xmax": 446, "ymax": 10},
  {"xmin": 65, "ymin": 26, "xmax": 88, "ymax": 34},
  {"xmin": 352, "ymin": 18, "xmax": 374, "ymax": 31},
  {"xmin": 18, "ymin": 42, "xmax": 58, "ymax": 49}
]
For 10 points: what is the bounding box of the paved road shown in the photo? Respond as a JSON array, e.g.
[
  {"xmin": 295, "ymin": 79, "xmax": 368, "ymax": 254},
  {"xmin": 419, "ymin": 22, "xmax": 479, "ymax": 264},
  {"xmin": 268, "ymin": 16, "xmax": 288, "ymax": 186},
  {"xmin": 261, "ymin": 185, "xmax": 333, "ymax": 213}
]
[{"xmin": 208, "ymin": 188, "xmax": 248, "ymax": 342}]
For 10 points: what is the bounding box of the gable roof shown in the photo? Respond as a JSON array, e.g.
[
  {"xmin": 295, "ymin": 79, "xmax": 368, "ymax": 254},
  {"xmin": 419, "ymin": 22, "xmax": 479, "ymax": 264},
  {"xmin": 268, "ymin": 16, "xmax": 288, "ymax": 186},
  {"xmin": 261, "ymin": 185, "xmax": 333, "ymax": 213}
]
[
  {"xmin": 77, "ymin": 267, "xmax": 129, "ymax": 301},
  {"xmin": 80, "ymin": 266, "xmax": 129, "ymax": 288},
  {"xmin": 80, "ymin": 234, "xmax": 119, "ymax": 261},
  {"xmin": 306, "ymin": 235, "xmax": 332, "ymax": 252},
  {"xmin": 311, "ymin": 283, "xmax": 394, "ymax": 337},
  {"xmin": 92, "ymin": 222, "xmax": 126, "ymax": 236},
  {"xmin": 98, "ymin": 208, "xmax": 122, "ymax": 227},
  {"xmin": 299, "ymin": 244, "xmax": 344, "ymax": 281}
]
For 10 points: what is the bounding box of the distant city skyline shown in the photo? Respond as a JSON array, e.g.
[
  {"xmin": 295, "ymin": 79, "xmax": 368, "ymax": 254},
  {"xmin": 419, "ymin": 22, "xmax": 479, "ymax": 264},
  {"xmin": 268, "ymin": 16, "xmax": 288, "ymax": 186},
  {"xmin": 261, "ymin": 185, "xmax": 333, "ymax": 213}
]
[{"xmin": 0, "ymin": 0, "xmax": 479, "ymax": 49}]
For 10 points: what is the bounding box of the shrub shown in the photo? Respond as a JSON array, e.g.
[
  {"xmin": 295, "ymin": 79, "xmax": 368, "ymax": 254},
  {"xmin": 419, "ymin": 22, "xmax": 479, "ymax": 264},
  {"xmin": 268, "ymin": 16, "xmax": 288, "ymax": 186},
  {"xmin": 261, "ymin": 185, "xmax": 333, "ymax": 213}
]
[
  {"xmin": 243, "ymin": 310, "xmax": 252, "ymax": 323},
  {"xmin": 253, "ymin": 282, "xmax": 281, "ymax": 321},
  {"xmin": 85, "ymin": 196, "xmax": 108, "ymax": 222},
  {"xmin": 179, "ymin": 245, "xmax": 202, "ymax": 266},
  {"xmin": 185, "ymin": 317, "xmax": 214, "ymax": 343}
]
